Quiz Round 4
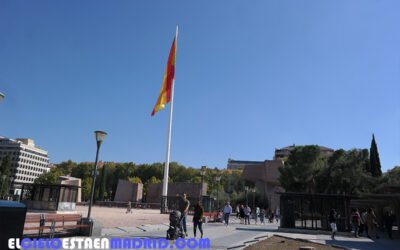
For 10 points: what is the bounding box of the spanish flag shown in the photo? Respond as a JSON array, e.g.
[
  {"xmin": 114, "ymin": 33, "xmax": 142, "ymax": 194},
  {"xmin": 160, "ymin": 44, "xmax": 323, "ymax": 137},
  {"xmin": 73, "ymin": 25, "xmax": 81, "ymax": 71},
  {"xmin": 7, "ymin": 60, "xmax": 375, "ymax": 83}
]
[{"xmin": 151, "ymin": 36, "xmax": 177, "ymax": 116}]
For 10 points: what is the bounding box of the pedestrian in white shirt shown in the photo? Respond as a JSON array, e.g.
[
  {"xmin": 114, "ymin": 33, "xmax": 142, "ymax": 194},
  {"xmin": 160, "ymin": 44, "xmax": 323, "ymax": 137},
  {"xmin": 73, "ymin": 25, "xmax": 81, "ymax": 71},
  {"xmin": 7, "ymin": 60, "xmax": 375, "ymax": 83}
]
[{"xmin": 223, "ymin": 202, "xmax": 233, "ymax": 226}]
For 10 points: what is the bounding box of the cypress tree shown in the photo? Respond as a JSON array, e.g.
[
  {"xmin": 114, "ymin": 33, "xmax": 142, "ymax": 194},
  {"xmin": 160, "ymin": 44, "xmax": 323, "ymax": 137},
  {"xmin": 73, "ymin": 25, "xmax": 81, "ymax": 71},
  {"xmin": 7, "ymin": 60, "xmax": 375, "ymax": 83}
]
[
  {"xmin": 0, "ymin": 155, "xmax": 11, "ymax": 197},
  {"xmin": 97, "ymin": 165, "xmax": 107, "ymax": 201},
  {"xmin": 369, "ymin": 134, "xmax": 382, "ymax": 177}
]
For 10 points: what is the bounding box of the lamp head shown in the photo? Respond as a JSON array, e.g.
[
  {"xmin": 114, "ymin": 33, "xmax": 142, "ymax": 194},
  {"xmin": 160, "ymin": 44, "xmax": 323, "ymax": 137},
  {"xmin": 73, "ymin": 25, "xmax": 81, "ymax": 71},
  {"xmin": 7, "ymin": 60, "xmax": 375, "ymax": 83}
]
[
  {"xmin": 94, "ymin": 130, "xmax": 107, "ymax": 146},
  {"xmin": 200, "ymin": 166, "xmax": 207, "ymax": 175}
]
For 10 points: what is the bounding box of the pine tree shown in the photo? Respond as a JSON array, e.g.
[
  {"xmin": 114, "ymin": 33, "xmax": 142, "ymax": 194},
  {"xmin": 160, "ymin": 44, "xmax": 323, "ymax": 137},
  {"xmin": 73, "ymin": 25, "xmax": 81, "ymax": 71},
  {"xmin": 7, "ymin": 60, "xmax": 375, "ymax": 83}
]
[{"xmin": 369, "ymin": 134, "xmax": 382, "ymax": 177}]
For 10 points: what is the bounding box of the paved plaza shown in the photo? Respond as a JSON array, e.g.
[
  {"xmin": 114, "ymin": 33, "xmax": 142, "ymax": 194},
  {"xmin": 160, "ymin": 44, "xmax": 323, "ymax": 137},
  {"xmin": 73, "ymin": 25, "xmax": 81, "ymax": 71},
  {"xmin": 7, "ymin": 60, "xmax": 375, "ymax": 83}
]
[
  {"xmin": 74, "ymin": 206, "xmax": 399, "ymax": 249},
  {"xmin": 76, "ymin": 205, "xmax": 170, "ymax": 228}
]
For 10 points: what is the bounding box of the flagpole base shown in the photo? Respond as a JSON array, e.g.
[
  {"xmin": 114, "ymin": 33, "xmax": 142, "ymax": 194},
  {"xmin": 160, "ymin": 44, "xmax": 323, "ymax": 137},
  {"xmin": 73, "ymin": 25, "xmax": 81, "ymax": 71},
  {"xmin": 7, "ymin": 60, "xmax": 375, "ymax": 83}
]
[{"xmin": 161, "ymin": 196, "xmax": 168, "ymax": 214}]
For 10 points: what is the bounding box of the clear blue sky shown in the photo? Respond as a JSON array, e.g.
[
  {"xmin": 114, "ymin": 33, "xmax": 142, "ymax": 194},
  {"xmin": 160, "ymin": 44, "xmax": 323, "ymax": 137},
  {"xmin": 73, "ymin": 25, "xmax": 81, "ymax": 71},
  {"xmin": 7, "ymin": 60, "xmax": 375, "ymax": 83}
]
[{"xmin": 1, "ymin": 1, "xmax": 399, "ymax": 171}]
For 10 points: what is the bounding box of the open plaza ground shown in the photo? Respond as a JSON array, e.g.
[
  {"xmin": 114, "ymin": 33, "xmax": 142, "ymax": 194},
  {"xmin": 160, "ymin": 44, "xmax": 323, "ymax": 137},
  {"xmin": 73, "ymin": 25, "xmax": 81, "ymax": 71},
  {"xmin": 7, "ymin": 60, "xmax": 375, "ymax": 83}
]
[
  {"xmin": 76, "ymin": 205, "xmax": 170, "ymax": 228},
  {"xmin": 73, "ymin": 205, "xmax": 399, "ymax": 250}
]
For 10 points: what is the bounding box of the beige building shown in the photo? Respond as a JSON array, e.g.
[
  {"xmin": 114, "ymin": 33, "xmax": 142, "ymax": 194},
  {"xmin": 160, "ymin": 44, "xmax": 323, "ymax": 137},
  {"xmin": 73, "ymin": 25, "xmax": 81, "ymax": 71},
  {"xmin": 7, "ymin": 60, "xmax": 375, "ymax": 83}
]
[
  {"xmin": 114, "ymin": 179, "xmax": 143, "ymax": 202},
  {"xmin": 57, "ymin": 176, "xmax": 82, "ymax": 203},
  {"xmin": 0, "ymin": 136, "xmax": 49, "ymax": 196},
  {"xmin": 227, "ymin": 159, "xmax": 264, "ymax": 170},
  {"xmin": 242, "ymin": 160, "xmax": 285, "ymax": 210},
  {"xmin": 241, "ymin": 145, "xmax": 335, "ymax": 210}
]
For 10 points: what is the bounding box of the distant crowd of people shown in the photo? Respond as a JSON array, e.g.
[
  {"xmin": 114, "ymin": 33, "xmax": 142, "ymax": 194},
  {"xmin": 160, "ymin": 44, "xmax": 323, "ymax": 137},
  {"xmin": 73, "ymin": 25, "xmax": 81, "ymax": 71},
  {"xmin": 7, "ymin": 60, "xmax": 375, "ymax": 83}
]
[
  {"xmin": 329, "ymin": 207, "xmax": 396, "ymax": 240},
  {"xmin": 232, "ymin": 204, "xmax": 280, "ymax": 225}
]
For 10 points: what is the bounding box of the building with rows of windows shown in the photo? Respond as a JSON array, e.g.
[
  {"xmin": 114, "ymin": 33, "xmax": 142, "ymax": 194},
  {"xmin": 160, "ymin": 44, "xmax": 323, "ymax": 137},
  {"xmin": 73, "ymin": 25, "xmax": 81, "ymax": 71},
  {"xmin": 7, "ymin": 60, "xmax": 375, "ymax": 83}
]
[{"xmin": 0, "ymin": 136, "xmax": 50, "ymax": 196}]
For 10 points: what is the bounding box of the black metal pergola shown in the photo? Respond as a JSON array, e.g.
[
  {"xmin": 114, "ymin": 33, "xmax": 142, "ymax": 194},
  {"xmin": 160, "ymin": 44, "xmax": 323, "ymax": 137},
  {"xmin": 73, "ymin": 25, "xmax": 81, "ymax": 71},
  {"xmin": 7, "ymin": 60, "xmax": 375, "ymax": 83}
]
[
  {"xmin": 20, "ymin": 183, "xmax": 79, "ymax": 211},
  {"xmin": 279, "ymin": 192, "xmax": 353, "ymax": 231}
]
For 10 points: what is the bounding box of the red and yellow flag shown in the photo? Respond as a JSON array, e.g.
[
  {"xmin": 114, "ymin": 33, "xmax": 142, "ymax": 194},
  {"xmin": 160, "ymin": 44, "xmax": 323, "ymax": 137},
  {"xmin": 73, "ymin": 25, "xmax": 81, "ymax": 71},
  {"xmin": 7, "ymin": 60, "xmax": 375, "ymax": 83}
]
[{"xmin": 151, "ymin": 37, "xmax": 177, "ymax": 116}]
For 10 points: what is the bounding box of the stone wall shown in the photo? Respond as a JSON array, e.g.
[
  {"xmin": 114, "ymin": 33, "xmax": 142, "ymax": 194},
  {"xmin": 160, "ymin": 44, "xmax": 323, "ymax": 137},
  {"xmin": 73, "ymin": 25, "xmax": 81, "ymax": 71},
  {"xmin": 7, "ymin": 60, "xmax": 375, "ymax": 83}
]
[
  {"xmin": 146, "ymin": 182, "xmax": 207, "ymax": 204},
  {"xmin": 114, "ymin": 179, "xmax": 143, "ymax": 202}
]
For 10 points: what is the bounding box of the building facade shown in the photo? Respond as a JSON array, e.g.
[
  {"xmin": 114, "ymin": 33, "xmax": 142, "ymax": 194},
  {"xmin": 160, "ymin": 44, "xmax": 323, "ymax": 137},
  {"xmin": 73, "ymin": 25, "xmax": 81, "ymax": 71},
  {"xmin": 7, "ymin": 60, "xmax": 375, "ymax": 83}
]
[
  {"xmin": 240, "ymin": 145, "xmax": 335, "ymax": 210},
  {"xmin": 0, "ymin": 137, "xmax": 49, "ymax": 196},
  {"xmin": 227, "ymin": 159, "xmax": 264, "ymax": 170},
  {"xmin": 242, "ymin": 159, "xmax": 285, "ymax": 210}
]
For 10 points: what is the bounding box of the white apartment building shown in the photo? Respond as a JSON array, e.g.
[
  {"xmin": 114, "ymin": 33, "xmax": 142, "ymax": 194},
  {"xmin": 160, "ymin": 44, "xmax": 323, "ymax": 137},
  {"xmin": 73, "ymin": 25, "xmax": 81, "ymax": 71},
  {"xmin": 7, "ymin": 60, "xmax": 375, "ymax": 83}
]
[{"xmin": 0, "ymin": 136, "xmax": 49, "ymax": 195}]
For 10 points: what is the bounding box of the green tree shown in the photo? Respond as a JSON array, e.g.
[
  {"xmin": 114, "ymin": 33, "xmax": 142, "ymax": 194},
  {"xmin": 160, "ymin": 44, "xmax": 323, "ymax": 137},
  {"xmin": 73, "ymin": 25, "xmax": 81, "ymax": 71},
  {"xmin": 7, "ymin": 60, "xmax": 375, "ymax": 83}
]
[
  {"xmin": 316, "ymin": 149, "xmax": 373, "ymax": 194},
  {"xmin": 70, "ymin": 162, "xmax": 93, "ymax": 201},
  {"xmin": 369, "ymin": 134, "xmax": 382, "ymax": 177},
  {"xmin": 81, "ymin": 178, "xmax": 92, "ymax": 201},
  {"xmin": 279, "ymin": 145, "xmax": 322, "ymax": 192},
  {"xmin": 147, "ymin": 176, "xmax": 161, "ymax": 184},
  {"xmin": 0, "ymin": 155, "xmax": 11, "ymax": 197},
  {"xmin": 56, "ymin": 160, "xmax": 77, "ymax": 175},
  {"xmin": 380, "ymin": 166, "xmax": 400, "ymax": 185},
  {"xmin": 128, "ymin": 176, "xmax": 142, "ymax": 184},
  {"xmin": 35, "ymin": 168, "xmax": 65, "ymax": 184}
]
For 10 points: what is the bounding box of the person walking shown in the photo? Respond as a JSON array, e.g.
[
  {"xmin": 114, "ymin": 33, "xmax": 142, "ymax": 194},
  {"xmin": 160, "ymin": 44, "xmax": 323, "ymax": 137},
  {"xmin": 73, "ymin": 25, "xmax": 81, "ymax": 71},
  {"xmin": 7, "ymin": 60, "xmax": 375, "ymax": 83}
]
[
  {"xmin": 361, "ymin": 209, "xmax": 369, "ymax": 237},
  {"xmin": 367, "ymin": 208, "xmax": 379, "ymax": 239},
  {"xmin": 192, "ymin": 202, "xmax": 204, "ymax": 238},
  {"xmin": 260, "ymin": 208, "xmax": 265, "ymax": 225},
  {"xmin": 223, "ymin": 202, "xmax": 232, "ymax": 226},
  {"xmin": 236, "ymin": 205, "xmax": 240, "ymax": 219},
  {"xmin": 275, "ymin": 208, "xmax": 280, "ymax": 223},
  {"xmin": 126, "ymin": 201, "xmax": 132, "ymax": 213},
  {"xmin": 359, "ymin": 208, "xmax": 366, "ymax": 236},
  {"xmin": 351, "ymin": 208, "xmax": 361, "ymax": 237},
  {"xmin": 384, "ymin": 210, "xmax": 395, "ymax": 239},
  {"xmin": 255, "ymin": 207, "xmax": 260, "ymax": 224},
  {"xmin": 239, "ymin": 204, "xmax": 245, "ymax": 224},
  {"xmin": 329, "ymin": 209, "xmax": 338, "ymax": 240},
  {"xmin": 244, "ymin": 205, "xmax": 251, "ymax": 225},
  {"xmin": 269, "ymin": 209, "xmax": 275, "ymax": 223},
  {"xmin": 179, "ymin": 192, "xmax": 190, "ymax": 237}
]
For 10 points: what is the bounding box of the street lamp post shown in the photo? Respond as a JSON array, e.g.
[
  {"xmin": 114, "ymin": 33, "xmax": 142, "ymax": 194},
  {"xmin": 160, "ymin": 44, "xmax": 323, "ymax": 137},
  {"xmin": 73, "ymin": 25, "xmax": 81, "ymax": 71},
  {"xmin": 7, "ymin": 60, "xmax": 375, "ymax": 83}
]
[
  {"xmin": 245, "ymin": 186, "xmax": 249, "ymax": 206},
  {"xmin": 200, "ymin": 166, "xmax": 207, "ymax": 203},
  {"xmin": 0, "ymin": 92, "xmax": 5, "ymax": 103},
  {"xmin": 215, "ymin": 176, "xmax": 221, "ymax": 210},
  {"xmin": 87, "ymin": 130, "xmax": 107, "ymax": 220}
]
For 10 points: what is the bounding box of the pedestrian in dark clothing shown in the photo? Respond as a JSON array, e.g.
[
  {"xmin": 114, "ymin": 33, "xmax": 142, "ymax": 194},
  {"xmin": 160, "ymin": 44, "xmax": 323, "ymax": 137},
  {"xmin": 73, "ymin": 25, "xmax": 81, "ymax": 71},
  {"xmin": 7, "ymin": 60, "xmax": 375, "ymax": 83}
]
[
  {"xmin": 260, "ymin": 208, "xmax": 265, "ymax": 224},
  {"xmin": 239, "ymin": 204, "xmax": 245, "ymax": 224},
  {"xmin": 359, "ymin": 209, "xmax": 366, "ymax": 236},
  {"xmin": 244, "ymin": 205, "xmax": 251, "ymax": 225},
  {"xmin": 329, "ymin": 209, "xmax": 337, "ymax": 240},
  {"xmin": 384, "ymin": 210, "xmax": 395, "ymax": 240},
  {"xmin": 268, "ymin": 209, "xmax": 274, "ymax": 223},
  {"xmin": 193, "ymin": 202, "xmax": 204, "ymax": 238},
  {"xmin": 361, "ymin": 209, "xmax": 368, "ymax": 237},
  {"xmin": 351, "ymin": 208, "xmax": 361, "ymax": 237}
]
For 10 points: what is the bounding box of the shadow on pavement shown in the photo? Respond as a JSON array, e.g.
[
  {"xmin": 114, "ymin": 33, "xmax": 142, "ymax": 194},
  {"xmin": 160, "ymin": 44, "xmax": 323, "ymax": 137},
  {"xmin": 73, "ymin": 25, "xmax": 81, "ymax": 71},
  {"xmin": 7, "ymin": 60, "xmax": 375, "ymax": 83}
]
[{"xmin": 325, "ymin": 238, "xmax": 399, "ymax": 250}]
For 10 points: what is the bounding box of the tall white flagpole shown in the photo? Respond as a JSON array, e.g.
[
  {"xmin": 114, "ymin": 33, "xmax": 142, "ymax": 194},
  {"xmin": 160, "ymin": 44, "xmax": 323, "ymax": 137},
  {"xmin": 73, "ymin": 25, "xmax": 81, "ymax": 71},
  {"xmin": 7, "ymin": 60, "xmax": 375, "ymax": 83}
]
[{"xmin": 161, "ymin": 25, "xmax": 178, "ymax": 213}]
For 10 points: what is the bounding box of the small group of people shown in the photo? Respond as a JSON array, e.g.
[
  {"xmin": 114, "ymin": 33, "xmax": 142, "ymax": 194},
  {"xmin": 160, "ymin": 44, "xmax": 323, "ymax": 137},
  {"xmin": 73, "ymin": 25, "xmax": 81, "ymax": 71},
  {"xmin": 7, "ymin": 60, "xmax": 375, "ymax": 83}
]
[
  {"xmin": 235, "ymin": 204, "xmax": 279, "ymax": 225},
  {"xmin": 178, "ymin": 192, "xmax": 204, "ymax": 238},
  {"xmin": 329, "ymin": 207, "xmax": 396, "ymax": 240}
]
